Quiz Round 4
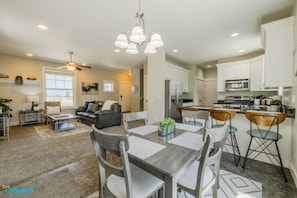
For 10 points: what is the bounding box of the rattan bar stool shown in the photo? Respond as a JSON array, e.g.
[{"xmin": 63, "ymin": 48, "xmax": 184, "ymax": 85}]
[
  {"xmin": 242, "ymin": 111, "xmax": 287, "ymax": 182},
  {"xmin": 208, "ymin": 109, "xmax": 241, "ymax": 166}
]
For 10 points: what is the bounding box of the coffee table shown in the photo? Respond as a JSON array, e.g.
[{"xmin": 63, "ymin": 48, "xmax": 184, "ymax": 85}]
[{"xmin": 48, "ymin": 114, "xmax": 80, "ymax": 132}]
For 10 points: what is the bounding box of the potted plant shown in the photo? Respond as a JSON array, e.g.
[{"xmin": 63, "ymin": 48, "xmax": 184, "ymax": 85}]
[
  {"xmin": 33, "ymin": 102, "xmax": 40, "ymax": 111},
  {"xmin": 157, "ymin": 117, "xmax": 176, "ymax": 136},
  {"xmin": 0, "ymin": 98, "xmax": 12, "ymax": 113},
  {"xmin": 270, "ymin": 99, "xmax": 281, "ymax": 112}
]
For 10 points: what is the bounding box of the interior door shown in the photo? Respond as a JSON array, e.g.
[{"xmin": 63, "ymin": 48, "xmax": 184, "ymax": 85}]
[
  {"xmin": 204, "ymin": 80, "xmax": 217, "ymax": 106},
  {"xmin": 119, "ymin": 81, "xmax": 131, "ymax": 112}
]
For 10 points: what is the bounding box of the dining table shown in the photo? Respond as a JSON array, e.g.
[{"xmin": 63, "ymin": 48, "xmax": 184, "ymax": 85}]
[{"xmin": 126, "ymin": 123, "xmax": 205, "ymax": 198}]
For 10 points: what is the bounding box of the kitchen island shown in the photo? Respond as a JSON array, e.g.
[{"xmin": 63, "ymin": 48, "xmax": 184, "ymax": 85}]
[{"xmin": 178, "ymin": 105, "xmax": 294, "ymax": 168}]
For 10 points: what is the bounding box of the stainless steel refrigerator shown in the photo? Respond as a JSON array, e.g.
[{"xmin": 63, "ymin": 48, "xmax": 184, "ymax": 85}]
[{"xmin": 165, "ymin": 80, "xmax": 183, "ymax": 123}]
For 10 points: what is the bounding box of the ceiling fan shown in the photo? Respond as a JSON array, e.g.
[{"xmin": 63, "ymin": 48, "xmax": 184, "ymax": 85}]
[{"xmin": 58, "ymin": 51, "xmax": 91, "ymax": 71}]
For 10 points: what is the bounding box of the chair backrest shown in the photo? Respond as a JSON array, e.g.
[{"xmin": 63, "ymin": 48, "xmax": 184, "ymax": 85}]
[
  {"xmin": 208, "ymin": 108, "xmax": 236, "ymax": 130},
  {"xmin": 90, "ymin": 125, "xmax": 132, "ymax": 198},
  {"xmin": 44, "ymin": 101, "xmax": 61, "ymax": 115},
  {"xmin": 195, "ymin": 134, "xmax": 223, "ymax": 197},
  {"xmin": 123, "ymin": 111, "xmax": 148, "ymax": 131},
  {"xmin": 204, "ymin": 122, "xmax": 229, "ymax": 152},
  {"xmin": 245, "ymin": 111, "xmax": 286, "ymax": 139}
]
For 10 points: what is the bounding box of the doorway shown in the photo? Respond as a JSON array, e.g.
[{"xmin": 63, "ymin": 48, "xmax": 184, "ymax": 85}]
[{"xmin": 119, "ymin": 81, "xmax": 131, "ymax": 112}]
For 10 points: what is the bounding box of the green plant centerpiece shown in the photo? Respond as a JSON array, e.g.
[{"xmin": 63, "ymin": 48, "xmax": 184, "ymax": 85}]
[
  {"xmin": 157, "ymin": 117, "xmax": 176, "ymax": 136},
  {"xmin": 270, "ymin": 99, "xmax": 281, "ymax": 112},
  {"xmin": 0, "ymin": 98, "xmax": 12, "ymax": 113}
]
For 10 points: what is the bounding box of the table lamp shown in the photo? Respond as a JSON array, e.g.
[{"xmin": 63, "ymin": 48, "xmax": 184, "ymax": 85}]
[{"xmin": 27, "ymin": 95, "xmax": 39, "ymax": 110}]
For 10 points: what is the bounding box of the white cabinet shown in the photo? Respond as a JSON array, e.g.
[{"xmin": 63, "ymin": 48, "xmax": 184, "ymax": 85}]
[
  {"xmin": 224, "ymin": 60, "xmax": 250, "ymax": 80},
  {"xmin": 216, "ymin": 64, "xmax": 226, "ymax": 92},
  {"xmin": 261, "ymin": 16, "xmax": 294, "ymax": 87},
  {"xmin": 250, "ymin": 55, "xmax": 264, "ymax": 91},
  {"xmin": 165, "ymin": 65, "xmax": 189, "ymax": 92}
]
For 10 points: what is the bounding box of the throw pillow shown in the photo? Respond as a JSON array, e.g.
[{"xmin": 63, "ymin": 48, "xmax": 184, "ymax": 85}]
[
  {"xmin": 101, "ymin": 100, "xmax": 118, "ymax": 111},
  {"xmin": 86, "ymin": 103, "xmax": 98, "ymax": 113},
  {"xmin": 84, "ymin": 101, "xmax": 95, "ymax": 111},
  {"xmin": 47, "ymin": 106, "xmax": 61, "ymax": 115}
]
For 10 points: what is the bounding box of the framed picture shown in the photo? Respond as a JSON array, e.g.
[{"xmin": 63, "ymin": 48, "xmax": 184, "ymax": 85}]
[{"xmin": 82, "ymin": 82, "xmax": 98, "ymax": 94}]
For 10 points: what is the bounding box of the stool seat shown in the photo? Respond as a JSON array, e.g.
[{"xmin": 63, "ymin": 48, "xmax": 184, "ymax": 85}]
[
  {"xmin": 247, "ymin": 129, "xmax": 282, "ymax": 141},
  {"xmin": 185, "ymin": 120, "xmax": 203, "ymax": 127},
  {"xmin": 213, "ymin": 124, "xmax": 238, "ymax": 133}
]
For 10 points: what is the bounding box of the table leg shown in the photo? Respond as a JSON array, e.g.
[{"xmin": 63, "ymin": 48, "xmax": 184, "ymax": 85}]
[{"xmin": 164, "ymin": 176, "xmax": 177, "ymax": 198}]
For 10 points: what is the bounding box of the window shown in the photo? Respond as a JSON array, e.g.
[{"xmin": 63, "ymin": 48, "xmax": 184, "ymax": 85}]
[
  {"xmin": 103, "ymin": 80, "xmax": 114, "ymax": 92},
  {"xmin": 44, "ymin": 68, "xmax": 75, "ymax": 107}
]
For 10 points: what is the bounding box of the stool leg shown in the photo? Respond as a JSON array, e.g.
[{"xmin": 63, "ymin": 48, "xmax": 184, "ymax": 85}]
[
  {"xmin": 275, "ymin": 141, "xmax": 288, "ymax": 182},
  {"xmin": 242, "ymin": 137, "xmax": 253, "ymax": 169},
  {"xmin": 230, "ymin": 132, "xmax": 241, "ymax": 166}
]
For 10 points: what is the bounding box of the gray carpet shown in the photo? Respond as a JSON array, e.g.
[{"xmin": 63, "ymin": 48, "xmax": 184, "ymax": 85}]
[
  {"xmin": 0, "ymin": 168, "xmax": 84, "ymax": 198},
  {"xmin": 0, "ymin": 129, "xmax": 94, "ymax": 185}
]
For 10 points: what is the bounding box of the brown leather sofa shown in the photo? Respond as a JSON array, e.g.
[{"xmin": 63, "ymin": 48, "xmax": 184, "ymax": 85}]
[{"xmin": 75, "ymin": 100, "xmax": 121, "ymax": 129}]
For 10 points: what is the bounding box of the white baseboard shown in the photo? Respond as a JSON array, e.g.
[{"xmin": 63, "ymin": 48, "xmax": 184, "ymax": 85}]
[{"xmin": 290, "ymin": 163, "xmax": 297, "ymax": 187}]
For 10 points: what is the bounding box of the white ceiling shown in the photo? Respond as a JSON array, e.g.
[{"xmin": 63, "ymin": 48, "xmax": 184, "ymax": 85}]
[{"xmin": 0, "ymin": 0, "xmax": 295, "ymax": 71}]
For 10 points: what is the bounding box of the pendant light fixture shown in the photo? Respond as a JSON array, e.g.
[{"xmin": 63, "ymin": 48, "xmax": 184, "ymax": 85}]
[{"xmin": 114, "ymin": 0, "xmax": 164, "ymax": 54}]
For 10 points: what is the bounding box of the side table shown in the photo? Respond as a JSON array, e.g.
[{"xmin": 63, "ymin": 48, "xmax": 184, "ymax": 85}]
[{"xmin": 19, "ymin": 109, "xmax": 44, "ymax": 127}]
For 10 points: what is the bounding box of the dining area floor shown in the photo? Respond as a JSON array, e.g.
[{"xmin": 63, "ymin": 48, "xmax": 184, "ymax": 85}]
[{"xmin": 1, "ymin": 124, "xmax": 297, "ymax": 198}]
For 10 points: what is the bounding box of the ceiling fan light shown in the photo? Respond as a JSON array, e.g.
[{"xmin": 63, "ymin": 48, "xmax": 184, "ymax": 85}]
[
  {"xmin": 144, "ymin": 45, "xmax": 156, "ymax": 54},
  {"xmin": 126, "ymin": 43, "xmax": 139, "ymax": 54},
  {"xmin": 149, "ymin": 33, "xmax": 163, "ymax": 47},
  {"xmin": 114, "ymin": 34, "xmax": 129, "ymax": 48},
  {"xmin": 66, "ymin": 65, "xmax": 76, "ymax": 71},
  {"xmin": 130, "ymin": 26, "xmax": 145, "ymax": 43}
]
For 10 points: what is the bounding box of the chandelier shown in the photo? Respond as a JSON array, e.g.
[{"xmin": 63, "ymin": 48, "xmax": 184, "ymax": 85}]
[{"xmin": 114, "ymin": 0, "xmax": 164, "ymax": 54}]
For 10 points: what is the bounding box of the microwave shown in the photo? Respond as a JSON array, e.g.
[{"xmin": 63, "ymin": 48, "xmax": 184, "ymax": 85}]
[{"xmin": 225, "ymin": 79, "xmax": 249, "ymax": 91}]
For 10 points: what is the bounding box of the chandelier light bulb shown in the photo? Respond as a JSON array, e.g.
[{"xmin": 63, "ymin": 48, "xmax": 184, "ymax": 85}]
[
  {"xmin": 130, "ymin": 26, "xmax": 146, "ymax": 43},
  {"xmin": 149, "ymin": 33, "xmax": 164, "ymax": 48},
  {"xmin": 126, "ymin": 43, "xmax": 139, "ymax": 54},
  {"xmin": 144, "ymin": 45, "xmax": 157, "ymax": 54},
  {"xmin": 114, "ymin": 34, "xmax": 129, "ymax": 48}
]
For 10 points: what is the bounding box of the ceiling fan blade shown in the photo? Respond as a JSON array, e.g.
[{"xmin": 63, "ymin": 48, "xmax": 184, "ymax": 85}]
[
  {"xmin": 79, "ymin": 65, "xmax": 92, "ymax": 69},
  {"xmin": 76, "ymin": 66, "xmax": 82, "ymax": 71}
]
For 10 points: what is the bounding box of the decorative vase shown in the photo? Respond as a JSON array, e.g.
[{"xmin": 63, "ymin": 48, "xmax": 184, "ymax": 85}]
[
  {"xmin": 158, "ymin": 125, "xmax": 175, "ymax": 136},
  {"xmin": 33, "ymin": 106, "xmax": 40, "ymax": 111},
  {"xmin": 270, "ymin": 105, "xmax": 280, "ymax": 112}
]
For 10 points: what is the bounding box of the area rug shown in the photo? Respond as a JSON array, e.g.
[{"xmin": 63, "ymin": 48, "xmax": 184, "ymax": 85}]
[
  {"xmin": 0, "ymin": 169, "xmax": 83, "ymax": 198},
  {"xmin": 86, "ymin": 170, "xmax": 262, "ymax": 198},
  {"xmin": 35, "ymin": 123, "xmax": 92, "ymax": 140}
]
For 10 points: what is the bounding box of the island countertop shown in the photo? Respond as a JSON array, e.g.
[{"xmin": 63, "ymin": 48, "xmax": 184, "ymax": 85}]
[{"xmin": 178, "ymin": 105, "xmax": 295, "ymax": 118}]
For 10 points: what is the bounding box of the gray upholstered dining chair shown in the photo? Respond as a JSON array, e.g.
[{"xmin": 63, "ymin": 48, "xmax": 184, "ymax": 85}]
[
  {"xmin": 90, "ymin": 124, "xmax": 164, "ymax": 198},
  {"xmin": 177, "ymin": 123, "xmax": 228, "ymax": 198},
  {"xmin": 122, "ymin": 111, "xmax": 148, "ymax": 131}
]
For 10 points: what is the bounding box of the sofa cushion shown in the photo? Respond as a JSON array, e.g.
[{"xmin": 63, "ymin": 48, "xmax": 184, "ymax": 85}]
[
  {"xmin": 84, "ymin": 101, "xmax": 95, "ymax": 112},
  {"xmin": 87, "ymin": 103, "xmax": 98, "ymax": 113},
  {"xmin": 102, "ymin": 100, "xmax": 118, "ymax": 111}
]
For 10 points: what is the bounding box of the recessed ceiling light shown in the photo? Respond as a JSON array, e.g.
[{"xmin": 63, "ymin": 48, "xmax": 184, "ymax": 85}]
[
  {"xmin": 172, "ymin": 49, "xmax": 178, "ymax": 53},
  {"xmin": 82, "ymin": 63, "xmax": 86, "ymax": 66},
  {"xmin": 114, "ymin": 49, "xmax": 120, "ymax": 52},
  {"xmin": 207, "ymin": 65, "xmax": 212, "ymax": 68},
  {"xmin": 231, "ymin": 32, "xmax": 239, "ymax": 37},
  {"xmin": 26, "ymin": 53, "xmax": 33, "ymax": 57},
  {"xmin": 37, "ymin": 24, "xmax": 47, "ymax": 30},
  {"xmin": 239, "ymin": 49, "xmax": 245, "ymax": 53}
]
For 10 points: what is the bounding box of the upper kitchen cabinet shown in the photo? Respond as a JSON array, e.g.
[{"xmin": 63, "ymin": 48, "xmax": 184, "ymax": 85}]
[
  {"xmin": 261, "ymin": 16, "xmax": 294, "ymax": 87},
  {"xmin": 216, "ymin": 64, "xmax": 226, "ymax": 92},
  {"xmin": 250, "ymin": 55, "xmax": 264, "ymax": 91},
  {"xmin": 165, "ymin": 64, "xmax": 189, "ymax": 92}
]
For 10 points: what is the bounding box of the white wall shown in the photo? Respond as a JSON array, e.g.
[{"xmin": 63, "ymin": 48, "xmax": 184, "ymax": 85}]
[{"xmin": 289, "ymin": 3, "xmax": 297, "ymax": 187}]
